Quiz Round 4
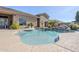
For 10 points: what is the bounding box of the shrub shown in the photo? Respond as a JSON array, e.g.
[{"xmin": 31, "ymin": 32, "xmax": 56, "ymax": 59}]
[
  {"xmin": 48, "ymin": 20, "xmax": 62, "ymax": 28},
  {"xmin": 28, "ymin": 23, "xmax": 33, "ymax": 28},
  {"xmin": 10, "ymin": 22, "xmax": 20, "ymax": 29},
  {"xmin": 48, "ymin": 20, "xmax": 57, "ymax": 27},
  {"xmin": 70, "ymin": 24, "xmax": 79, "ymax": 30}
]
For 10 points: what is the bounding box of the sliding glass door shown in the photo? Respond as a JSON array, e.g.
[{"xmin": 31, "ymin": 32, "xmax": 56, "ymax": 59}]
[{"xmin": 0, "ymin": 18, "xmax": 8, "ymax": 29}]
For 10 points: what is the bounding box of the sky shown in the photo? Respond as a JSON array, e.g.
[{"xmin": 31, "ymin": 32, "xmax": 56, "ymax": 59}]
[{"xmin": 6, "ymin": 6, "xmax": 79, "ymax": 22}]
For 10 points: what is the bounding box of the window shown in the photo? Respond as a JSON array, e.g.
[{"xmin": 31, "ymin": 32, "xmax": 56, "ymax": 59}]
[{"xmin": 19, "ymin": 16, "xmax": 26, "ymax": 25}]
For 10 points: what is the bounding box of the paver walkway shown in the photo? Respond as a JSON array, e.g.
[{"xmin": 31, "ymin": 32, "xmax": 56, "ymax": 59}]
[{"xmin": 0, "ymin": 30, "xmax": 78, "ymax": 52}]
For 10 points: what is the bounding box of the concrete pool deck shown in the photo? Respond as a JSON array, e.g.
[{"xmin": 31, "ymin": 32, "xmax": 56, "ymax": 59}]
[{"xmin": 0, "ymin": 30, "xmax": 79, "ymax": 52}]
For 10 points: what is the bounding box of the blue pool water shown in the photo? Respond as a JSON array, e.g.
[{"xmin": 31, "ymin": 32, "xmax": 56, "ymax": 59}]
[{"xmin": 18, "ymin": 30, "xmax": 59, "ymax": 45}]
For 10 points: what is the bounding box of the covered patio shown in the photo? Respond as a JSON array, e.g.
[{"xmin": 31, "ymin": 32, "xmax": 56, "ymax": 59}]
[{"xmin": 0, "ymin": 14, "xmax": 13, "ymax": 29}]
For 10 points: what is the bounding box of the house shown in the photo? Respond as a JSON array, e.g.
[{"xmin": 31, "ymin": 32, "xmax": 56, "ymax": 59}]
[
  {"xmin": 36, "ymin": 13, "xmax": 49, "ymax": 27},
  {"xmin": 0, "ymin": 6, "xmax": 49, "ymax": 29}
]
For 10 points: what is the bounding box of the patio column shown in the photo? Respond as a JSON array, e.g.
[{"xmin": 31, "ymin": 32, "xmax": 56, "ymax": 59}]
[{"xmin": 13, "ymin": 15, "xmax": 19, "ymax": 24}]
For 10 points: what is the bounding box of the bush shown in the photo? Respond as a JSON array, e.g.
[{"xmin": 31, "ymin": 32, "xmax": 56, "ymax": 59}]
[
  {"xmin": 10, "ymin": 22, "xmax": 20, "ymax": 29},
  {"xmin": 48, "ymin": 20, "xmax": 62, "ymax": 28},
  {"xmin": 28, "ymin": 23, "xmax": 33, "ymax": 28},
  {"xmin": 48, "ymin": 20, "xmax": 57, "ymax": 28},
  {"xmin": 70, "ymin": 24, "xmax": 79, "ymax": 30}
]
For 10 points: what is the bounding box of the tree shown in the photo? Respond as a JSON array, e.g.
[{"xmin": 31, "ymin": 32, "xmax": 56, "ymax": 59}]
[{"xmin": 75, "ymin": 11, "xmax": 79, "ymax": 22}]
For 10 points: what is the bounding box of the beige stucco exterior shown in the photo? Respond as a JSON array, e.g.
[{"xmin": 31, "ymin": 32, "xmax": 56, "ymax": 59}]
[
  {"xmin": 39, "ymin": 16, "xmax": 48, "ymax": 27},
  {"xmin": 0, "ymin": 7, "xmax": 48, "ymax": 28}
]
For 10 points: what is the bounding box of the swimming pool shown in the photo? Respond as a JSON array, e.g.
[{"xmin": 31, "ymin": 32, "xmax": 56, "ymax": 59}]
[{"xmin": 18, "ymin": 30, "xmax": 59, "ymax": 45}]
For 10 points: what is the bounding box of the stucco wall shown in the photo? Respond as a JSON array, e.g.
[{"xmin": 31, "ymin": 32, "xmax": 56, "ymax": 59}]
[
  {"xmin": 12, "ymin": 15, "xmax": 37, "ymax": 27},
  {"xmin": 39, "ymin": 16, "xmax": 48, "ymax": 27},
  {"xmin": 15, "ymin": 15, "xmax": 48, "ymax": 28},
  {"xmin": 13, "ymin": 15, "xmax": 19, "ymax": 24},
  {"xmin": 26, "ymin": 16, "xmax": 37, "ymax": 27}
]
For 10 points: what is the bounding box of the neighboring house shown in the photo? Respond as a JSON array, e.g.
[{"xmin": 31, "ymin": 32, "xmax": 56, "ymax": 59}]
[{"xmin": 0, "ymin": 6, "xmax": 49, "ymax": 29}]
